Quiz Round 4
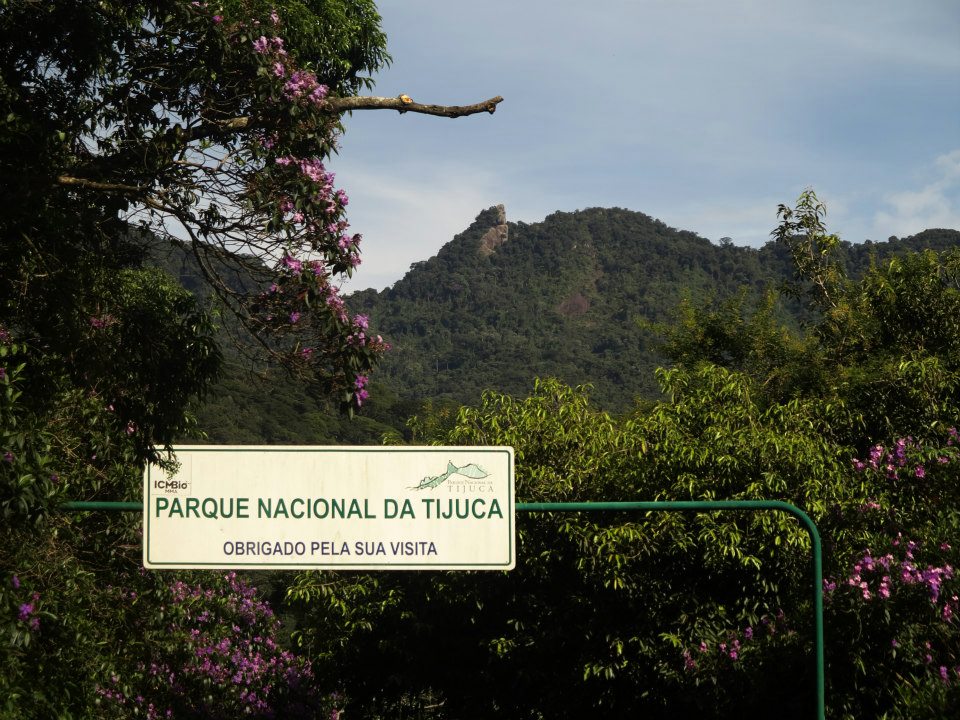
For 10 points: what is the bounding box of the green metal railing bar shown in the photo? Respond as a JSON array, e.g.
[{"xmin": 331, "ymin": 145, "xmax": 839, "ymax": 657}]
[
  {"xmin": 61, "ymin": 501, "xmax": 142, "ymax": 512},
  {"xmin": 516, "ymin": 500, "xmax": 825, "ymax": 720},
  {"xmin": 61, "ymin": 498, "xmax": 824, "ymax": 719}
]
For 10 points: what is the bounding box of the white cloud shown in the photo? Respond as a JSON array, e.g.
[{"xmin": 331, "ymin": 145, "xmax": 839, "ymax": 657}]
[
  {"xmin": 336, "ymin": 162, "xmax": 503, "ymax": 292},
  {"xmin": 874, "ymin": 150, "xmax": 960, "ymax": 237}
]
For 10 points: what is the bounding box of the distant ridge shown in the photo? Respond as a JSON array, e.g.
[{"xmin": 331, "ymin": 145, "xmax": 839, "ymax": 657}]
[{"xmin": 348, "ymin": 205, "xmax": 958, "ymax": 413}]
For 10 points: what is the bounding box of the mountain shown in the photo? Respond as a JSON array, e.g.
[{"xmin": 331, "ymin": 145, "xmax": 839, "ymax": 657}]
[
  {"xmin": 171, "ymin": 206, "xmax": 960, "ymax": 442},
  {"xmin": 351, "ymin": 205, "xmax": 937, "ymax": 414}
]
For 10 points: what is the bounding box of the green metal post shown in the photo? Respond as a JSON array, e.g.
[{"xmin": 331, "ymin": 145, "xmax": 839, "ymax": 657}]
[{"xmin": 517, "ymin": 500, "xmax": 825, "ymax": 720}]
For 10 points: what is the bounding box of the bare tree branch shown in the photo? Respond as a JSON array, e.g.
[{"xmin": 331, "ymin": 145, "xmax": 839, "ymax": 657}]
[
  {"xmin": 56, "ymin": 175, "xmax": 146, "ymax": 193},
  {"xmin": 324, "ymin": 94, "xmax": 504, "ymax": 117},
  {"xmin": 170, "ymin": 94, "xmax": 503, "ymax": 143}
]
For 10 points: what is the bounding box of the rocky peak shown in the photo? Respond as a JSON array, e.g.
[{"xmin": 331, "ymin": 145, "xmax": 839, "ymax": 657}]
[{"xmin": 478, "ymin": 203, "xmax": 509, "ymax": 256}]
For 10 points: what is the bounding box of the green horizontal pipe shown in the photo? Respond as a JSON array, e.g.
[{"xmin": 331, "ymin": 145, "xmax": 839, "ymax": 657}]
[
  {"xmin": 60, "ymin": 501, "xmax": 142, "ymax": 512},
  {"xmin": 60, "ymin": 498, "xmax": 824, "ymax": 719}
]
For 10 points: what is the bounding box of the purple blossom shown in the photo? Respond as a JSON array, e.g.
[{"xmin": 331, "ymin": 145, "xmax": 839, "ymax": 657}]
[
  {"xmin": 252, "ymin": 36, "xmax": 269, "ymax": 54},
  {"xmin": 289, "ymin": 311, "xmax": 301, "ymax": 324},
  {"xmin": 11, "ymin": 575, "xmax": 19, "ymax": 589}
]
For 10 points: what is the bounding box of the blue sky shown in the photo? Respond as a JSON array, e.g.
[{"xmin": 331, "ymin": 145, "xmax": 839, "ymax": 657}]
[{"xmin": 334, "ymin": 0, "xmax": 960, "ymax": 291}]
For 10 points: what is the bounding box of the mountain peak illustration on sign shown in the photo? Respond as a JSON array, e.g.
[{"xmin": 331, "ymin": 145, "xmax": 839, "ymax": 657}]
[{"xmin": 411, "ymin": 461, "xmax": 490, "ymax": 490}]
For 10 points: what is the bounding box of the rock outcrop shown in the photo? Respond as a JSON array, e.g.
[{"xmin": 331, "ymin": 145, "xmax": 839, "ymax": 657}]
[{"xmin": 478, "ymin": 204, "xmax": 508, "ymax": 256}]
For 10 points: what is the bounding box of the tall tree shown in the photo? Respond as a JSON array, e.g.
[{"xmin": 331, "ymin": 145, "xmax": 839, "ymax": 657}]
[{"xmin": 0, "ymin": 2, "xmax": 501, "ymax": 715}]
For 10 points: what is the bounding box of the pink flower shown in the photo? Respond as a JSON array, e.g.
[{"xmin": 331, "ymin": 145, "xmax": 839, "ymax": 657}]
[
  {"xmin": 212, "ymin": 14, "xmax": 222, "ymax": 23},
  {"xmin": 252, "ymin": 36, "xmax": 269, "ymax": 54}
]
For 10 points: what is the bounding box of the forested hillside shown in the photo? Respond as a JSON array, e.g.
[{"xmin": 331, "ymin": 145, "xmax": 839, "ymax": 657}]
[{"xmin": 186, "ymin": 205, "xmax": 960, "ymax": 443}]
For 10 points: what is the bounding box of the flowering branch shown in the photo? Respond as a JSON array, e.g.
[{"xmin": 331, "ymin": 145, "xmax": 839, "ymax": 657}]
[{"xmin": 46, "ymin": 6, "xmax": 502, "ymax": 413}]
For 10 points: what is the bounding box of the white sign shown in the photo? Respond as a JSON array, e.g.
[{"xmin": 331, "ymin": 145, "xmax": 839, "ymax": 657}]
[{"xmin": 143, "ymin": 446, "xmax": 515, "ymax": 570}]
